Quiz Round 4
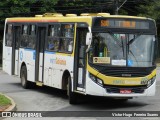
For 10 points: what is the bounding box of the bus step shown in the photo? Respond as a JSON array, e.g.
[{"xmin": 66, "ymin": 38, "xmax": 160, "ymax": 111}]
[
  {"xmin": 36, "ymin": 81, "xmax": 43, "ymax": 86},
  {"xmin": 74, "ymin": 90, "xmax": 86, "ymax": 95},
  {"xmin": 75, "ymin": 87, "xmax": 85, "ymax": 94}
]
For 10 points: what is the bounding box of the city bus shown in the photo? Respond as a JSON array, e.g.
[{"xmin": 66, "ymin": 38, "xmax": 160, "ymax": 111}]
[{"xmin": 3, "ymin": 13, "xmax": 157, "ymax": 104}]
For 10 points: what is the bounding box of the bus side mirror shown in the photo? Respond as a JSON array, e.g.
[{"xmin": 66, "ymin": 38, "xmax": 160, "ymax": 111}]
[{"xmin": 86, "ymin": 32, "xmax": 92, "ymax": 46}]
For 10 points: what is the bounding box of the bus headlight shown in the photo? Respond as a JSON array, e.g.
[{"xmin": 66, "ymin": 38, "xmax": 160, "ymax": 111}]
[
  {"xmin": 89, "ymin": 73, "xmax": 97, "ymax": 82},
  {"xmin": 89, "ymin": 73, "xmax": 103, "ymax": 87},
  {"xmin": 97, "ymin": 78, "xmax": 103, "ymax": 85},
  {"xmin": 147, "ymin": 76, "xmax": 156, "ymax": 88}
]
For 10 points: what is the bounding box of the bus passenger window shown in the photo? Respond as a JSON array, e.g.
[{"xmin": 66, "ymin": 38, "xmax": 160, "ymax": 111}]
[
  {"xmin": 59, "ymin": 38, "xmax": 66, "ymax": 51},
  {"xmin": 48, "ymin": 26, "xmax": 54, "ymax": 50},
  {"xmin": 30, "ymin": 25, "xmax": 36, "ymax": 35},
  {"xmin": 61, "ymin": 24, "xmax": 74, "ymax": 53},
  {"xmin": 53, "ymin": 40, "xmax": 59, "ymax": 51},
  {"xmin": 59, "ymin": 38, "xmax": 72, "ymax": 52},
  {"xmin": 20, "ymin": 25, "xmax": 28, "ymax": 48},
  {"xmin": 28, "ymin": 25, "xmax": 36, "ymax": 49},
  {"xmin": 68, "ymin": 39, "xmax": 73, "ymax": 52},
  {"xmin": 59, "ymin": 38, "xmax": 73, "ymax": 52},
  {"xmin": 47, "ymin": 25, "xmax": 60, "ymax": 51},
  {"xmin": 5, "ymin": 24, "xmax": 13, "ymax": 46},
  {"xmin": 62, "ymin": 24, "xmax": 74, "ymax": 38},
  {"xmin": 23, "ymin": 25, "xmax": 28, "ymax": 35}
]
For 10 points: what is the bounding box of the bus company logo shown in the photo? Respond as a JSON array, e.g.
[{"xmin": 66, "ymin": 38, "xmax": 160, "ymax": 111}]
[
  {"xmin": 113, "ymin": 80, "xmax": 124, "ymax": 85},
  {"xmin": 50, "ymin": 58, "xmax": 66, "ymax": 65},
  {"xmin": 50, "ymin": 58, "xmax": 56, "ymax": 64},
  {"xmin": 56, "ymin": 58, "xmax": 66, "ymax": 65}
]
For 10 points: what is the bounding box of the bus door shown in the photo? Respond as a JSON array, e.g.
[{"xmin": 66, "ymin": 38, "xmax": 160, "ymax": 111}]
[
  {"xmin": 3, "ymin": 24, "xmax": 13, "ymax": 75},
  {"xmin": 12, "ymin": 25, "xmax": 21, "ymax": 75},
  {"xmin": 74, "ymin": 27, "xmax": 88, "ymax": 92},
  {"xmin": 35, "ymin": 26, "xmax": 47, "ymax": 84}
]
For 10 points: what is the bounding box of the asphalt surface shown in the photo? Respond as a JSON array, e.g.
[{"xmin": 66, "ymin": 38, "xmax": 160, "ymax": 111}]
[{"xmin": 0, "ymin": 67, "xmax": 160, "ymax": 120}]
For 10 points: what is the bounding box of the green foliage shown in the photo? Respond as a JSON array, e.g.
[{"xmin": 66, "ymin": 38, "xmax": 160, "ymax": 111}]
[
  {"xmin": 61, "ymin": 0, "xmax": 93, "ymax": 7},
  {"xmin": 0, "ymin": 94, "xmax": 11, "ymax": 106},
  {"xmin": 119, "ymin": 9, "xmax": 128, "ymax": 15},
  {"xmin": 136, "ymin": 0, "xmax": 160, "ymax": 35},
  {"xmin": 56, "ymin": 0, "xmax": 112, "ymax": 14},
  {"xmin": 0, "ymin": 0, "xmax": 58, "ymax": 31},
  {"xmin": 137, "ymin": 0, "xmax": 160, "ymax": 23}
]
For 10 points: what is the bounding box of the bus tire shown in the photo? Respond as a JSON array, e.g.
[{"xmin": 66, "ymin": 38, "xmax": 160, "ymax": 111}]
[
  {"xmin": 68, "ymin": 76, "xmax": 78, "ymax": 104},
  {"xmin": 20, "ymin": 66, "xmax": 31, "ymax": 89}
]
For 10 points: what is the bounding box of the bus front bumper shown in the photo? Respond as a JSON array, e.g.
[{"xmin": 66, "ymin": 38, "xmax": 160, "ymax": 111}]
[{"xmin": 86, "ymin": 77, "xmax": 156, "ymax": 98}]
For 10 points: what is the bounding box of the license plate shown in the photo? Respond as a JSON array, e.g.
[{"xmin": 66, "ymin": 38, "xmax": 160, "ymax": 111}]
[{"xmin": 120, "ymin": 89, "xmax": 131, "ymax": 94}]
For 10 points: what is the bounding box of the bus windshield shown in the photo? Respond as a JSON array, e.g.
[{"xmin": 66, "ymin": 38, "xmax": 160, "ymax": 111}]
[{"xmin": 88, "ymin": 32, "xmax": 155, "ymax": 67}]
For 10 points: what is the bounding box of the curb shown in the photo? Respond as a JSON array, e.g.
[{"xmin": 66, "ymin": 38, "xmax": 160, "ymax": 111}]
[{"xmin": 0, "ymin": 93, "xmax": 16, "ymax": 112}]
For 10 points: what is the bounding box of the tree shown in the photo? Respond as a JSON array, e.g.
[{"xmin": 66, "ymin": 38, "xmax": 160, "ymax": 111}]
[
  {"xmin": 137, "ymin": 0, "xmax": 160, "ymax": 23},
  {"xmin": 136, "ymin": 0, "xmax": 160, "ymax": 35},
  {"xmin": 0, "ymin": 0, "xmax": 58, "ymax": 38},
  {"xmin": 55, "ymin": 0, "xmax": 114, "ymax": 15}
]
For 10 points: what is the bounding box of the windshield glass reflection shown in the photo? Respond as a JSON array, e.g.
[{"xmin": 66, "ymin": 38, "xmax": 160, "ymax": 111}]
[{"xmin": 88, "ymin": 33, "xmax": 155, "ymax": 67}]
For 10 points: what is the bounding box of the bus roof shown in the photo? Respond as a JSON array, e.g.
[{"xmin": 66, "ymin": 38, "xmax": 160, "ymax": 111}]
[{"xmin": 6, "ymin": 13, "xmax": 150, "ymax": 26}]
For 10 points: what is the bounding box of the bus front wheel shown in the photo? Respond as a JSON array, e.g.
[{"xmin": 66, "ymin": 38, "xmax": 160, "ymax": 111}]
[
  {"xmin": 20, "ymin": 66, "xmax": 30, "ymax": 89},
  {"xmin": 67, "ymin": 76, "xmax": 78, "ymax": 104}
]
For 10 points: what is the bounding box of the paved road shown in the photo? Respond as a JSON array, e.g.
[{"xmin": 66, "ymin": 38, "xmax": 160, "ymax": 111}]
[{"xmin": 0, "ymin": 68, "xmax": 160, "ymax": 120}]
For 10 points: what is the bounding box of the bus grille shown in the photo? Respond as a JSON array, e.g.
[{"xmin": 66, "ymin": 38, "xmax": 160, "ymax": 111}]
[
  {"xmin": 105, "ymin": 85, "xmax": 147, "ymax": 94},
  {"xmin": 89, "ymin": 63, "xmax": 155, "ymax": 77},
  {"xmin": 89, "ymin": 64, "xmax": 155, "ymax": 77}
]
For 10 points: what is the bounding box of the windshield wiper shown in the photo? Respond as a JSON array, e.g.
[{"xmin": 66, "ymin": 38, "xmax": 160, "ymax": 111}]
[
  {"xmin": 128, "ymin": 33, "xmax": 142, "ymax": 45},
  {"xmin": 104, "ymin": 29, "xmax": 122, "ymax": 48}
]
